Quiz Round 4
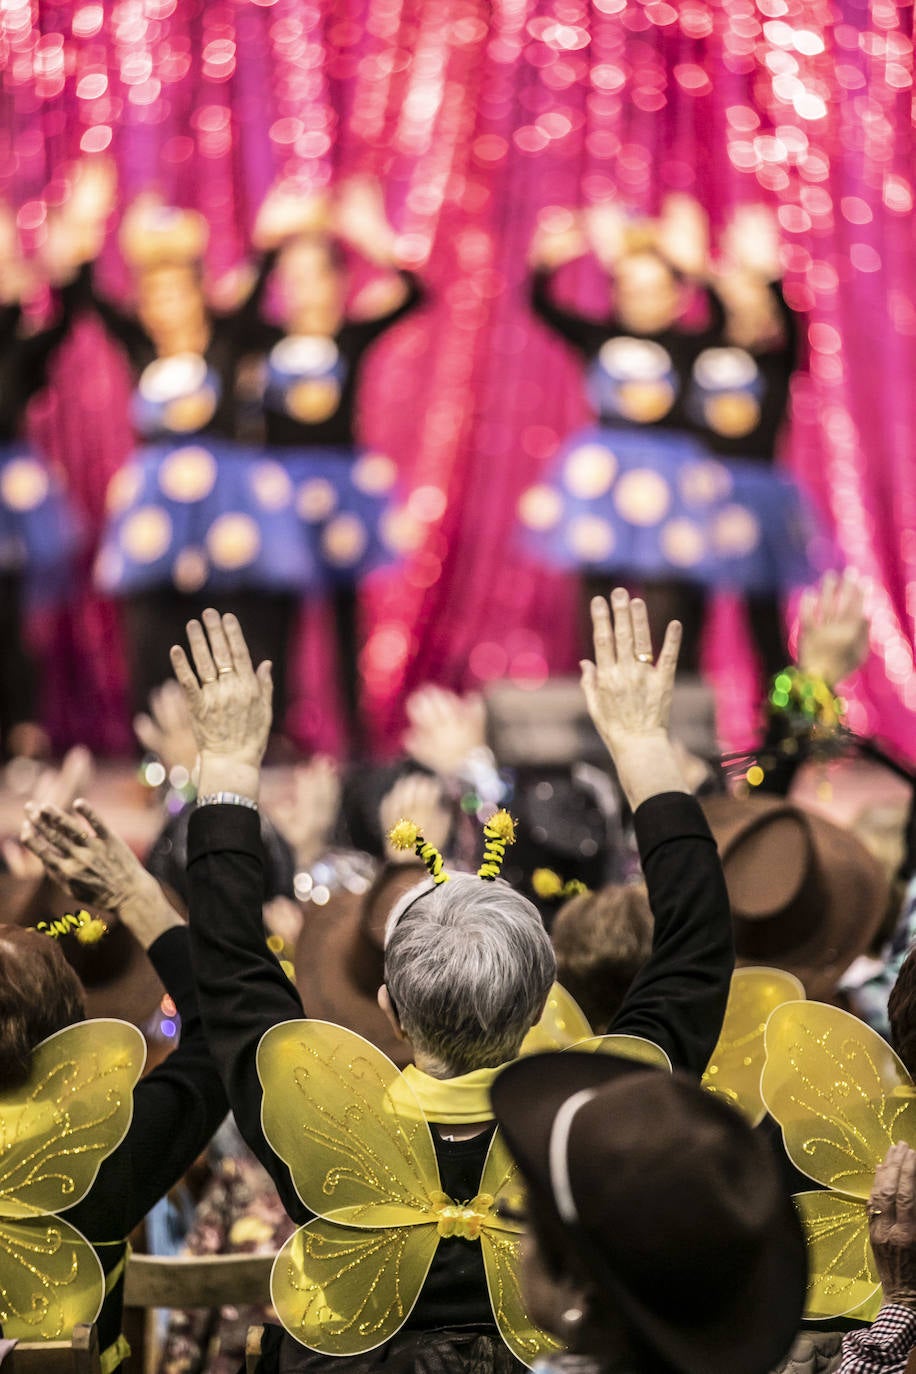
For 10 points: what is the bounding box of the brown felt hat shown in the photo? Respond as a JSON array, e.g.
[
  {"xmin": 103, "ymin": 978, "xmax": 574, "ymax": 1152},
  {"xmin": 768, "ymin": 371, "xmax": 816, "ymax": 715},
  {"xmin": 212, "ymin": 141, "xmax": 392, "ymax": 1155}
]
[
  {"xmin": 294, "ymin": 862, "xmax": 427, "ymax": 1068},
  {"xmin": 3, "ymin": 872, "xmax": 165, "ymax": 1024},
  {"xmin": 702, "ymin": 794, "xmax": 889, "ymax": 1002},
  {"xmin": 492, "ymin": 1052, "xmax": 807, "ymax": 1374}
]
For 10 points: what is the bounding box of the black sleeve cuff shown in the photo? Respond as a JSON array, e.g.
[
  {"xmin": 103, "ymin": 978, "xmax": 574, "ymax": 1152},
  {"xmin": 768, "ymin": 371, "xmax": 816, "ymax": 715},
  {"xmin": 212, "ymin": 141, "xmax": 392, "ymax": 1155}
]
[
  {"xmin": 146, "ymin": 925, "xmax": 197, "ymax": 1019},
  {"xmin": 187, "ymin": 803, "xmax": 263, "ymax": 866},
  {"xmin": 633, "ymin": 792, "xmax": 715, "ymax": 863}
]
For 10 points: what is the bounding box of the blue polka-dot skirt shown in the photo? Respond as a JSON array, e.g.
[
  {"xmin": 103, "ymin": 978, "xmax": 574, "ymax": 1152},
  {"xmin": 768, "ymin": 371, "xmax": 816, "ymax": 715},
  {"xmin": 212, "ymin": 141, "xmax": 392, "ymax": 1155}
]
[
  {"xmin": 94, "ymin": 440, "xmax": 404, "ymax": 597},
  {"xmin": 0, "ymin": 444, "xmax": 82, "ymax": 598},
  {"xmin": 517, "ymin": 425, "xmax": 821, "ymax": 593}
]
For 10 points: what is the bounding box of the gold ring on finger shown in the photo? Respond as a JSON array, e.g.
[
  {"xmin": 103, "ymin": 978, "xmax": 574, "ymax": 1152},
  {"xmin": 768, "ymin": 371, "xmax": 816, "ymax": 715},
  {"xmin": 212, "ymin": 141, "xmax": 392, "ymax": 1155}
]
[{"xmin": 636, "ymin": 652, "xmax": 654, "ymax": 664}]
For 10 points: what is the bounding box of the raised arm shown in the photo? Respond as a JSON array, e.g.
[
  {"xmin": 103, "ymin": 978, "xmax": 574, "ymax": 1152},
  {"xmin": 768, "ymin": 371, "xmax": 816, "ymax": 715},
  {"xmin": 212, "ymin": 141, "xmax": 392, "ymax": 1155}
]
[
  {"xmin": 580, "ymin": 590, "xmax": 733, "ymax": 1073},
  {"xmin": 20, "ymin": 799, "xmax": 228, "ymax": 1230},
  {"xmin": 171, "ymin": 610, "xmax": 307, "ymax": 1218}
]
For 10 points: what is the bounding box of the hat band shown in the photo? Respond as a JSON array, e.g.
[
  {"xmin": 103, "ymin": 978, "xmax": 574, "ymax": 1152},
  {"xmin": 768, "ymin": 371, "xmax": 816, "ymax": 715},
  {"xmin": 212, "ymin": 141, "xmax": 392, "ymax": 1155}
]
[{"xmin": 548, "ymin": 1088, "xmax": 597, "ymax": 1225}]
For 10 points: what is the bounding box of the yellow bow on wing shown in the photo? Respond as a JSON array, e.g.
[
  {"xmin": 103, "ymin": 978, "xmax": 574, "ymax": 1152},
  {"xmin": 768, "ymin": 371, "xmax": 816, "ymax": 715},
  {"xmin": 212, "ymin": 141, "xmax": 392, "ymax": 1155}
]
[
  {"xmin": 761, "ymin": 1000, "xmax": 916, "ymax": 1322},
  {"xmin": 0, "ymin": 1019, "xmax": 146, "ymax": 1339},
  {"xmin": 258, "ymin": 1019, "xmax": 561, "ymax": 1366}
]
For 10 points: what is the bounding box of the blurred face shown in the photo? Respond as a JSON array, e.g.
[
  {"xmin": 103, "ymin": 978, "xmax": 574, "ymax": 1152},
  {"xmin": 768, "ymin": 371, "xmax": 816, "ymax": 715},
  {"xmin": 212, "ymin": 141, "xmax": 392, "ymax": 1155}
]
[
  {"xmin": 614, "ymin": 251, "xmax": 680, "ymax": 331},
  {"xmin": 136, "ymin": 264, "xmax": 206, "ymax": 341},
  {"xmin": 279, "ymin": 236, "xmax": 346, "ymax": 324}
]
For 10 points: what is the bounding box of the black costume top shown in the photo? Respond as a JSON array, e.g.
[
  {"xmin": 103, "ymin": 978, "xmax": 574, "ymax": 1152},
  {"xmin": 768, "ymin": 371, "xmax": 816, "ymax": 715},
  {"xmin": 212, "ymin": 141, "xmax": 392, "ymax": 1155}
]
[
  {"xmin": 70, "ymin": 259, "xmax": 276, "ymax": 442},
  {"xmin": 531, "ymin": 268, "xmax": 726, "ymax": 433},
  {"xmin": 6, "ymin": 926, "xmax": 228, "ymax": 1372},
  {"xmin": 0, "ymin": 293, "xmax": 76, "ymax": 443},
  {"xmin": 249, "ymin": 271, "xmax": 423, "ymax": 450},
  {"xmin": 187, "ymin": 793, "xmax": 733, "ymax": 1370},
  {"xmin": 684, "ymin": 280, "xmax": 799, "ymax": 463}
]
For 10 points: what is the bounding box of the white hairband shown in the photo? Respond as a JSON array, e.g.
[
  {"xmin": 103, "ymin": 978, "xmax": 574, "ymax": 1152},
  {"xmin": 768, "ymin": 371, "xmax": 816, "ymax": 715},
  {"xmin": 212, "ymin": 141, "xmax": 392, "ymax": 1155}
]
[{"xmin": 547, "ymin": 1087, "xmax": 597, "ymax": 1224}]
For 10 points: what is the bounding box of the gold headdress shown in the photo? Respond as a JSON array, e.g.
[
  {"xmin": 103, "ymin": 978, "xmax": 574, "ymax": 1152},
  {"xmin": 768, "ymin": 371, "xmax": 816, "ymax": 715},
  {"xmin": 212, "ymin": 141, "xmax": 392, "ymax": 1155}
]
[
  {"xmin": 761, "ymin": 1001, "xmax": 916, "ymax": 1322},
  {"xmin": 119, "ymin": 197, "xmax": 209, "ymax": 271},
  {"xmin": 0, "ymin": 1019, "xmax": 145, "ymax": 1340}
]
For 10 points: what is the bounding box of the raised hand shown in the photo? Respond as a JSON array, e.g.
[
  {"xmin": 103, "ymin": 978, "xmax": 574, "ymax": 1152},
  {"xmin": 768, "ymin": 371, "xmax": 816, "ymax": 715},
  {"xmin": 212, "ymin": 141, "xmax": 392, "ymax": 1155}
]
[
  {"xmin": 20, "ymin": 799, "xmax": 180, "ymax": 949},
  {"xmin": 403, "ymin": 685, "xmax": 487, "ymax": 779},
  {"xmin": 170, "ymin": 611, "xmax": 273, "ymax": 803},
  {"xmin": 3, "ymin": 747, "xmax": 94, "ymax": 880},
  {"xmin": 134, "ymin": 679, "xmax": 199, "ymax": 778},
  {"xmin": 580, "ymin": 589, "xmax": 688, "ymax": 810},
  {"xmin": 797, "ymin": 570, "xmax": 868, "ymax": 687},
  {"xmin": 380, "ymin": 772, "xmax": 451, "ymax": 866},
  {"xmin": 272, "ymin": 756, "xmax": 342, "ymax": 869},
  {"xmin": 528, "ymin": 209, "xmax": 588, "ymax": 271}
]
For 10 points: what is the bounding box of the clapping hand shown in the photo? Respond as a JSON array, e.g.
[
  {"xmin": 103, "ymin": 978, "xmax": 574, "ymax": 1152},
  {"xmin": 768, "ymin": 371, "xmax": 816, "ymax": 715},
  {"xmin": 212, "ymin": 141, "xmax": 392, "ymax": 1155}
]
[
  {"xmin": 4, "ymin": 746, "xmax": 94, "ymax": 880},
  {"xmin": 867, "ymin": 1143, "xmax": 916, "ymax": 1310},
  {"xmin": 580, "ymin": 589, "xmax": 688, "ymax": 810},
  {"xmin": 170, "ymin": 611, "xmax": 273, "ymax": 803},
  {"xmin": 272, "ymin": 756, "xmax": 342, "ymax": 869},
  {"xmin": 797, "ymin": 570, "xmax": 868, "ymax": 687},
  {"xmin": 20, "ymin": 799, "xmax": 180, "ymax": 949}
]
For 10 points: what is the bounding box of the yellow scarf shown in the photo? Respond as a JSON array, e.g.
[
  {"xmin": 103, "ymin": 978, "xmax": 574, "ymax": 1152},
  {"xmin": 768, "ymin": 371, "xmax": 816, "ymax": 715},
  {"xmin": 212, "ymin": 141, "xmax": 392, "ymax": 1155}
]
[{"xmin": 400, "ymin": 1062, "xmax": 505, "ymax": 1123}]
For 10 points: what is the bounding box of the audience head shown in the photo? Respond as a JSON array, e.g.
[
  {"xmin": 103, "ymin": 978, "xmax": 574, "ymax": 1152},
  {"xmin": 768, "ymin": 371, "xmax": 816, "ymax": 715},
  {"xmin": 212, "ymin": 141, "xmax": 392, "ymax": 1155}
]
[
  {"xmin": 613, "ymin": 246, "xmax": 681, "ymax": 332},
  {"xmin": 135, "ymin": 261, "xmax": 206, "ymax": 339},
  {"xmin": 888, "ymin": 947, "xmax": 916, "ymax": 1077},
  {"xmin": 0, "ymin": 924, "xmax": 85, "ymax": 1091},
  {"xmin": 279, "ymin": 233, "xmax": 348, "ymax": 321},
  {"xmin": 551, "ymin": 884, "xmax": 653, "ymax": 1033},
  {"xmin": 382, "ymin": 874, "xmax": 556, "ymax": 1077},
  {"xmin": 492, "ymin": 1051, "xmax": 807, "ymax": 1374}
]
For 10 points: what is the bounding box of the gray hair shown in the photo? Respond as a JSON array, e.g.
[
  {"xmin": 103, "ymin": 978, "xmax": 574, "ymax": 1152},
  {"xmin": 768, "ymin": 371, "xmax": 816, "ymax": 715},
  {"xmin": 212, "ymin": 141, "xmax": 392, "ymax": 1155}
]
[{"xmin": 383, "ymin": 875, "xmax": 556, "ymax": 1077}]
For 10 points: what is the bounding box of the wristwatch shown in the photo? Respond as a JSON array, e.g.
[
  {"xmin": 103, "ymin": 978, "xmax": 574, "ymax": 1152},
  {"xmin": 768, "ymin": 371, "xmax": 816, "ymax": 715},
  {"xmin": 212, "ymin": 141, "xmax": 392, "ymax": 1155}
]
[{"xmin": 196, "ymin": 792, "xmax": 259, "ymax": 811}]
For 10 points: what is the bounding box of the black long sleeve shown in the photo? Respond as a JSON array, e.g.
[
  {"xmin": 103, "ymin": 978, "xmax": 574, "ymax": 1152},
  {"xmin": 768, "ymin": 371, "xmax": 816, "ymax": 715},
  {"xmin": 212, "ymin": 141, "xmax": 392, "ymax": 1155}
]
[
  {"xmin": 610, "ymin": 792, "xmax": 734, "ymax": 1076},
  {"xmin": 68, "ymin": 260, "xmax": 154, "ymax": 370},
  {"xmin": 187, "ymin": 804, "xmax": 307, "ymax": 1221},
  {"xmin": 530, "ymin": 267, "xmax": 612, "ymax": 355}
]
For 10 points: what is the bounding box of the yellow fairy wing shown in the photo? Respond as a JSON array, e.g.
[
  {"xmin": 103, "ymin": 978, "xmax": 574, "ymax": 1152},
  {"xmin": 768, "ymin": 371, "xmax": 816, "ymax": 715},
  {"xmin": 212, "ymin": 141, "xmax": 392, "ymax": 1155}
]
[
  {"xmin": 478, "ymin": 1131, "xmax": 562, "ymax": 1369},
  {"xmin": 762, "ymin": 1001, "xmax": 916, "ymax": 1197},
  {"xmin": 794, "ymin": 1191, "xmax": 880, "ymax": 1321},
  {"xmin": 702, "ymin": 968, "xmax": 805, "ymax": 1126},
  {"xmin": 572, "ymin": 1034, "xmax": 673, "ymax": 1071},
  {"xmin": 520, "ymin": 983, "xmax": 593, "ymax": 1053},
  {"xmin": 270, "ymin": 1216, "xmax": 439, "ymax": 1355},
  {"xmin": 0, "ymin": 1020, "xmax": 146, "ymax": 1222},
  {"xmin": 257, "ymin": 1020, "xmax": 441, "ymax": 1224},
  {"xmin": 0, "ymin": 1212, "xmax": 104, "ymax": 1340}
]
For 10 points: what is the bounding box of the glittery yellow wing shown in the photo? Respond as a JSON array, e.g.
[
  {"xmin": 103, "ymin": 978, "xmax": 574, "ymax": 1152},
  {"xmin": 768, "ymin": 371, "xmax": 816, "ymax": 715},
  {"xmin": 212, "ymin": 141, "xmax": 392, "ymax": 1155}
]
[
  {"xmin": 0, "ymin": 1214, "xmax": 104, "ymax": 1340},
  {"xmin": 258, "ymin": 1020, "xmax": 446, "ymax": 1353},
  {"xmin": 478, "ymin": 1130, "xmax": 562, "ymax": 1369},
  {"xmin": 573, "ymin": 1034, "xmax": 672, "ymax": 1070},
  {"xmin": 702, "ymin": 968, "xmax": 805, "ymax": 1126},
  {"xmin": 0, "ymin": 1019, "xmax": 146, "ymax": 1221},
  {"xmin": 761, "ymin": 1001, "xmax": 916, "ymax": 1196},
  {"xmin": 0, "ymin": 1019, "xmax": 145, "ymax": 1340},
  {"xmin": 794, "ymin": 1191, "xmax": 882, "ymax": 1322},
  {"xmin": 257, "ymin": 1020, "xmax": 442, "ymax": 1223},
  {"xmin": 520, "ymin": 983, "xmax": 593, "ymax": 1053},
  {"xmin": 269, "ymin": 1216, "xmax": 441, "ymax": 1355}
]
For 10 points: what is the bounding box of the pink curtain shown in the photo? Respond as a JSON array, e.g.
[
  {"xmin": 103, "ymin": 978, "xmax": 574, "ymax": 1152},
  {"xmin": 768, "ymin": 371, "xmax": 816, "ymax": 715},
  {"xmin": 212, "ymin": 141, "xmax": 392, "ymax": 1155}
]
[{"xmin": 3, "ymin": 0, "xmax": 914, "ymax": 757}]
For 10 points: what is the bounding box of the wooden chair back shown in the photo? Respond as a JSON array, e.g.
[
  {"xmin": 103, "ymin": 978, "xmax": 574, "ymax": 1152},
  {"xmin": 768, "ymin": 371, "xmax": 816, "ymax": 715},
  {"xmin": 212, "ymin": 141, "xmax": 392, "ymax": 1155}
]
[
  {"xmin": 3, "ymin": 1323, "xmax": 100, "ymax": 1373},
  {"xmin": 122, "ymin": 1251, "xmax": 274, "ymax": 1311}
]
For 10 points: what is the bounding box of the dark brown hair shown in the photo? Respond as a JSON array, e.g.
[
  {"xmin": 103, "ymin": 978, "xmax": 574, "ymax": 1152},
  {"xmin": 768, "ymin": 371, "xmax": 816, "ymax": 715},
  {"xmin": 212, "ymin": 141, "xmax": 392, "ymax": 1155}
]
[
  {"xmin": 0, "ymin": 926, "xmax": 86, "ymax": 1090},
  {"xmin": 551, "ymin": 885, "xmax": 653, "ymax": 1033},
  {"xmin": 889, "ymin": 944, "xmax": 916, "ymax": 1078}
]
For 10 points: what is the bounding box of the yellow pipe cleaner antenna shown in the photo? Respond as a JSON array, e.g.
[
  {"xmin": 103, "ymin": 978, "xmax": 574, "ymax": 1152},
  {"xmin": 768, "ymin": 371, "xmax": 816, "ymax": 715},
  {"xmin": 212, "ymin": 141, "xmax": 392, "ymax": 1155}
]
[
  {"xmin": 477, "ymin": 810, "xmax": 517, "ymax": 881},
  {"xmin": 388, "ymin": 819, "xmax": 450, "ymax": 885},
  {"xmin": 36, "ymin": 911, "xmax": 109, "ymax": 945},
  {"xmin": 531, "ymin": 868, "xmax": 589, "ymax": 901}
]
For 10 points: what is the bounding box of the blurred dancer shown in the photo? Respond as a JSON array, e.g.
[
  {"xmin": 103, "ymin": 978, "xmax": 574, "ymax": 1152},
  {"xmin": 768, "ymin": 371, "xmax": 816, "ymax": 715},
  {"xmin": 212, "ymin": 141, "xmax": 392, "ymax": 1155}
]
[
  {"xmin": 246, "ymin": 177, "xmax": 424, "ymax": 751},
  {"xmin": 0, "ymin": 204, "xmax": 81, "ymax": 758},
  {"xmin": 53, "ymin": 165, "xmax": 305, "ymax": 721}
]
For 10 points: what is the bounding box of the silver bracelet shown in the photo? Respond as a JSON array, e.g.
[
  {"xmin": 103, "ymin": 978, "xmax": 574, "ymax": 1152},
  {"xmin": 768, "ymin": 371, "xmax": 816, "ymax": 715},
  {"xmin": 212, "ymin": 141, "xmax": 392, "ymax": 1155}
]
[{"xmin": 196, "ymin": 792, "xmax": 259, "ymax": 811}]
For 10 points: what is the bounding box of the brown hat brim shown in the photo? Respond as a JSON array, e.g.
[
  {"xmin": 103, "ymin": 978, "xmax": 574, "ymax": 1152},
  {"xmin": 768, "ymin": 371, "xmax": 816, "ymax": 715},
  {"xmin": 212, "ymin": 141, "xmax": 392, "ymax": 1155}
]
[
  {"xmin": 703, "ymin": 795, "xmax": 889, "ymax": 1002},
  {"xmin": 492, "ymin": 1052, "xmax": 806, "ymax": 1374}
]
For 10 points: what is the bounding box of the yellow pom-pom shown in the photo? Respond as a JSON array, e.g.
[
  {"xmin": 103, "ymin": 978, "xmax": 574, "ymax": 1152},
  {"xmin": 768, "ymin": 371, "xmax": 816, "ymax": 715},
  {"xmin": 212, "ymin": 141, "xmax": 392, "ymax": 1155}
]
[
  {"xmin": 74, "ymin": 915, "xmax": 108, "ymax": 945},
  {"xmin": 389, "ymin": 819, "xmax": 422, "ymax": 851},
  {"xmin": 532, "ymin": 868, "xmax": 563, "ymax": 899},
  {"xmin": 486, "ymin": 810, "xmax": 517, "ymax": 844},
  {"xmin": 266, "ymin": 934, "xmax": 285, "ymax": 955}
]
